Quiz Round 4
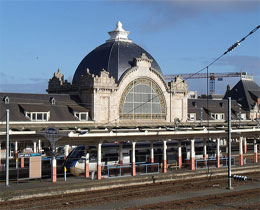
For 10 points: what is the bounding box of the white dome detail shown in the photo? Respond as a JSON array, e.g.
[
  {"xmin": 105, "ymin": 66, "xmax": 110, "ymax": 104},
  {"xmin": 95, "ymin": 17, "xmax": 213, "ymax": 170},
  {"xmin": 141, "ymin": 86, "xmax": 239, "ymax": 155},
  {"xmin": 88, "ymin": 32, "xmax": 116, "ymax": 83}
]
[{"xmin": 107, "ymin": 21, "xmax": 132, "ymax": 43}]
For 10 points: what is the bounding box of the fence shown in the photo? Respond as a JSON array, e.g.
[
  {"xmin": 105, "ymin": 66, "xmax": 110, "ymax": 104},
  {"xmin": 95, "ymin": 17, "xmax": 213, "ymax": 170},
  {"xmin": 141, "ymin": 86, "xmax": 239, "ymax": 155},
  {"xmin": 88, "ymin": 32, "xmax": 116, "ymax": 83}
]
[
  {"xmin": 195, "ymin": 157, "xmax": 235, "ymax": 169},
  {"xmin": 102, "ymin": 162, "xmax": 159, "ymax": 178}
]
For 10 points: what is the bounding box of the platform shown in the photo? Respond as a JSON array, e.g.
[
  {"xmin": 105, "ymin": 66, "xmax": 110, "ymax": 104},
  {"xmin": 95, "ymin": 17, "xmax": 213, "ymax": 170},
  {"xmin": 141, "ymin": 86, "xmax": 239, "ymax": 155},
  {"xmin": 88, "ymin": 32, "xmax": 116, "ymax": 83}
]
[{"xmin": 0, "ymin": 163, "xmax": 259, "ymax": 202}]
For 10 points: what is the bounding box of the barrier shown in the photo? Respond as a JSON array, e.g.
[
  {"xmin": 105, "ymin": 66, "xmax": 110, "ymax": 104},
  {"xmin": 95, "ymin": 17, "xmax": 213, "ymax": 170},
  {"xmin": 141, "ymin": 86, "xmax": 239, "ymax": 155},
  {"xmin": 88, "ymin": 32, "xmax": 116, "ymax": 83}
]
[
  {"xmin": 195, "ymin": 157, "xmax": 235, "ymax": 169},
  {"xmin": 102, "ymin": 162, "xmax": 159, "ymax": 178}
]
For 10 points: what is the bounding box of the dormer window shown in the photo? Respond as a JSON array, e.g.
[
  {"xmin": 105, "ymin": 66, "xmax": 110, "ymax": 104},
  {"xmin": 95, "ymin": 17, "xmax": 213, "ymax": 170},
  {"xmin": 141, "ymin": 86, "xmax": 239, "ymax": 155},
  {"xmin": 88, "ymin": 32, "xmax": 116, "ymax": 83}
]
[
  {"xmin": 211, "ymin": 113, "xmax": 225, "ymax": 120},
  {"xmin": 25, "ymin": 112, "xmax": 50, "ymax": 121},
  {"xmin": 188, "ymin": 113, "xmax": 196, "ymax": 121},
  {"xmin": 50, "ymin": 97, "xmax": 55, "ymax": 105},
  {"xmin": 238, "ymin": 113, "xmax": 246, "ymax": 120},
  {"xmin": 192, "ymin": 102, "xmax": 197, "ymax": 107},
  {"xmin": 74, "ymin": 112, "xmax": 88, "ymax": 121},
  {"xmin": 219, "ymin": 102, "xmax": 224, "ymax": 108},
  {"xmin": 3, "ymin": 96, "xmax": 9, "ymax": 104}
]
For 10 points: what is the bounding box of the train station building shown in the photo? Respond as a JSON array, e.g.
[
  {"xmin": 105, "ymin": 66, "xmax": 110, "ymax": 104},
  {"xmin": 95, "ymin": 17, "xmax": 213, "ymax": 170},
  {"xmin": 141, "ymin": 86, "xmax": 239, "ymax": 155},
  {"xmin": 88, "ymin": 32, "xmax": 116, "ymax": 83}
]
[{"xmin": 0, "ymin": 22, "xmax": 260, "ymax": 182}]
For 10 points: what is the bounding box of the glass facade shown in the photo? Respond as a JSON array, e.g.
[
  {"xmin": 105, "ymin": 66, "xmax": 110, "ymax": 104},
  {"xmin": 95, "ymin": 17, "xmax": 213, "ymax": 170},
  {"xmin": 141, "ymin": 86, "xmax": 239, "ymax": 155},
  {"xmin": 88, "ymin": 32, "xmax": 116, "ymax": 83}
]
[{"xmin": 119, "ymin": 78, "xmax": 166, "ymax": 120}]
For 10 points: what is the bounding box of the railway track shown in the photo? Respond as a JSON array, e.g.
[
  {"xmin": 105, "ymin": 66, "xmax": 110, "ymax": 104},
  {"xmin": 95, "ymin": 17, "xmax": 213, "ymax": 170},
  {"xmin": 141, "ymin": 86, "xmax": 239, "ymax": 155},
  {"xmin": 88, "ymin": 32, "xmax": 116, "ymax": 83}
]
[
  {"xmin": 127, "ymin": 187, "xmax": 260, "ymax": 210},
  {"xmin": 1, "ymin": 170, "xmax": 259, "ymax": 210}
]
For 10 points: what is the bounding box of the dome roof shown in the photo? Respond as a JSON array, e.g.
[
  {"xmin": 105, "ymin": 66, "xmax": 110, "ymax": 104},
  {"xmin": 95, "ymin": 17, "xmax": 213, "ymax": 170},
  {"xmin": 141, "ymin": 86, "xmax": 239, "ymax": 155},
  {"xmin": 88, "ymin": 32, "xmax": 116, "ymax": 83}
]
[{"xmin": 72, "ymin": 21, "xmax": 162, "ymax": 84}]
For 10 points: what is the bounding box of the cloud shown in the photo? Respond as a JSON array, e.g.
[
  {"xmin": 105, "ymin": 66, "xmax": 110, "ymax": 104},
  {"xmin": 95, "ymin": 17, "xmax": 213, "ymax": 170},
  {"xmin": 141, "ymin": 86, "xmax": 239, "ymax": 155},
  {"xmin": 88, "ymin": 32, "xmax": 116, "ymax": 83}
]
[
  {"xmin": 0, "ymin": 72, "xmax": 16, "ymax": 83},
  {"xmin": 129, "ymin": 1, "xmax": 260, "ymax": 31},
  {"xmin": 214, "ymin": 55, "xmax": 260, "ymax": 76}
]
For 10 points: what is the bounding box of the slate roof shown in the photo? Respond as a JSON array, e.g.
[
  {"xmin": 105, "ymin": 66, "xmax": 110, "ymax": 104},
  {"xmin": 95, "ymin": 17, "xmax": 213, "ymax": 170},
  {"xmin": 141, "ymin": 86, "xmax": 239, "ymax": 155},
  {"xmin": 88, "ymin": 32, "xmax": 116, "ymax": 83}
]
[
  {"xmin": 0, "ymin": 93, "xmax": 88, "ymax": 122},
  {"xmin": 224, "ymin": 79, "xmax": 260, "ymax": 111},
  {"xmin": 188, "ymin": 98, "xmax": 246, "ymax": 120},
  {"xmin": 72, "ymin": 41, "xmax": 162, "ymax": 84}
]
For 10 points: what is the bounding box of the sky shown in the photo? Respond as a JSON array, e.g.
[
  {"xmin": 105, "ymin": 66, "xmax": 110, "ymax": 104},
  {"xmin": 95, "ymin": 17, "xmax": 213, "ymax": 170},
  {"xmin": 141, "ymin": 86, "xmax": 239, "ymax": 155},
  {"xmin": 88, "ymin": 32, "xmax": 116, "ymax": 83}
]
[{"xmin": 0, "ymin": 0, "xmax": 259, "ymax": 95}]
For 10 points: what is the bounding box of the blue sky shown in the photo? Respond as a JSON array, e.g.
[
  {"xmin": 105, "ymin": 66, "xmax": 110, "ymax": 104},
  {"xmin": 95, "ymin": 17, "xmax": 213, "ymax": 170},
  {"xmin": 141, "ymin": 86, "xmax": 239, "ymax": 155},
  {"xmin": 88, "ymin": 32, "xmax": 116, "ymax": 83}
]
[{"xmin": 0, "ymin": 0, "xmax": 259, "ymax": 95}]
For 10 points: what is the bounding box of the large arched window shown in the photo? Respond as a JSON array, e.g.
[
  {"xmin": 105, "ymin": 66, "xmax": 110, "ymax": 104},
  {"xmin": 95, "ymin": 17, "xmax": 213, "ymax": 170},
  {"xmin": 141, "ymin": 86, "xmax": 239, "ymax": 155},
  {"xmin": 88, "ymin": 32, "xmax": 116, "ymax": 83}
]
[{"xmin": 119, "ymin": 78, "xmax": 166, "ymax": 120}]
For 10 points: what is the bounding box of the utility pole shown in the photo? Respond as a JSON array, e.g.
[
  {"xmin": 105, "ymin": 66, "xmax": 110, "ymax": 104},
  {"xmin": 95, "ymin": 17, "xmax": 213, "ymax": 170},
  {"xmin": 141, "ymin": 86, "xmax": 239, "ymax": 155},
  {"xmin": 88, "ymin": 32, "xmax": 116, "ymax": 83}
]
[
  {"xmin": 228, "ymin": 97, "xmax": 232, "ymax": 189},
  {"xmin": 6, "ymin": 109, "xmax": 9, "ymax": 186}
]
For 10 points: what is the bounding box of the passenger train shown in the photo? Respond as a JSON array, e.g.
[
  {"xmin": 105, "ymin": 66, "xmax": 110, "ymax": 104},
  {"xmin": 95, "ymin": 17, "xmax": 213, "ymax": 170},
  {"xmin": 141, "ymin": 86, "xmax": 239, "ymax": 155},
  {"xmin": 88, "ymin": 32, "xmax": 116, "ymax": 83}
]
[{"xmin": 64, "ymin": 140, "xmax": 212, "ymax": 176}]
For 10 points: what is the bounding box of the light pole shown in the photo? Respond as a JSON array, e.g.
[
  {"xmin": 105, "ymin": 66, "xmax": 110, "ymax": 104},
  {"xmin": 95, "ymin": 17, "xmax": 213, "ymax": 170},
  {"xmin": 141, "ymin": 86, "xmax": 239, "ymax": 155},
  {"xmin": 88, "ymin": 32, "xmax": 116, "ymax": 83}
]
[
  {"xmin": 6, "ymin": 109, "xmax": 9, "ymax": 186},
  {"xmin": 200, "ymin": 107, "xmax": 203, "ymax": 126},
  {"xmin": 228, "ymin": 97, "xmax": 232, "ymax": 190}
]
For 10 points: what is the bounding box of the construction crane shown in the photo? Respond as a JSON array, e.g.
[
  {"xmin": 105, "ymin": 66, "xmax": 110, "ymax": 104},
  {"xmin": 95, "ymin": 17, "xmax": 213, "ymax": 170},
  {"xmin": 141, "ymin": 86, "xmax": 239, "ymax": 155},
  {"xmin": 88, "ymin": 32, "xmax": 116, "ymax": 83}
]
[{"xmin": 164, "ymin": 72, "xmax": 248, "ymax": 95}]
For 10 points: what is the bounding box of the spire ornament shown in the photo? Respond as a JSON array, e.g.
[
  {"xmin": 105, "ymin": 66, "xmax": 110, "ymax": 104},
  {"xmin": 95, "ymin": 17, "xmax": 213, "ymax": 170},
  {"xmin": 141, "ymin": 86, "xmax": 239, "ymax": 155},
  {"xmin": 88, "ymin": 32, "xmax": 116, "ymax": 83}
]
[{"xmin": 107, "ymin": 21, "xmax": 132, "ymax": 43}]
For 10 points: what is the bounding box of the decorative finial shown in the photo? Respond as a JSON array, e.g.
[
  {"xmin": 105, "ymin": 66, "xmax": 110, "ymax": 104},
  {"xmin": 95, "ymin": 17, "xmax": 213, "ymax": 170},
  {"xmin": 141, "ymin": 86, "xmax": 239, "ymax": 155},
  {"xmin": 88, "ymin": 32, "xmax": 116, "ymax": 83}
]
[
  {"xmin": 116, "ymin": 21, "xmax": 123, "ymax": 31},
  {"xmin": 107, "ymin": 21, "xmax": 132, "ymax": 43}
]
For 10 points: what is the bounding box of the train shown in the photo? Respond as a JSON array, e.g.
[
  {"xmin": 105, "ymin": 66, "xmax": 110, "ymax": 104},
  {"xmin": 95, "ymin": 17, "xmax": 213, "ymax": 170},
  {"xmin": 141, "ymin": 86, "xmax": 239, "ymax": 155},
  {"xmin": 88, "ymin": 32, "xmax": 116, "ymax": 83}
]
[{"xmin": 64, "ymin": 140, "xmax": 215, "ymax": 176}]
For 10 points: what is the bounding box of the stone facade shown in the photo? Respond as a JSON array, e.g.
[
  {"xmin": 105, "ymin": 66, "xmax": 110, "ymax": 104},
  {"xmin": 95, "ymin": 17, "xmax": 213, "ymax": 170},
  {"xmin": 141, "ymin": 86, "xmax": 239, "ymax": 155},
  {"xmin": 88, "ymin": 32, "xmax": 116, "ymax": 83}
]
[{"xmin": 47, "ymin": 53, "xmax": 188, "ymax": 124}]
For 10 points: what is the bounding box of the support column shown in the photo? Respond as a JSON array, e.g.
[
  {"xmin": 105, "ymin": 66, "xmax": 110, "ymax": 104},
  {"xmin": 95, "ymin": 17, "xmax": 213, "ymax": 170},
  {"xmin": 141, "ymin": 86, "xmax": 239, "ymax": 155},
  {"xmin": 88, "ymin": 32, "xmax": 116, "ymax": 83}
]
[
  {"xmin": 119, "ymin": 142, "xmax": 123, "ymax": 165},
  {"xmin": 85, "ymin": 153, "xmax": 89, "ymax": 178},
  {"xmin": 243, "ymin": 137, "xmax": 247, "ymax": 154},
  {"xmin": 203, "ymin": 139, "xmax": 207, "ymax": 166},
  {"xmin": 38, "ymin": 140, "xmax": 41, "ymax": 153},
  {"xmin": 15, "ymin": 141, "xmax": 18, "ymax": 158},
  {"xmin": 254, "ymin": 139, "xmax": 258, "ymax": 163},
  {"xmin": 52, "ymin": 157, "xmax": 57, "ymax": 183},
  {"xmin": 131, "ymin": 142, "xmax": 136, "ymax": 176},
  {"xmin": 150, "ymin": 141, "xmax": 154, "ymax": 163},
  {"xmin": 178, "ymin": 141, "xmax": 182, "ymax": 168},
  {"xmin": 216, "ymin": 138, "xmax": 220, "ymax": 168},
  {"xmin": 239, "ymin": 136, "xmax": 243, "ymax": 166},
  {"xmin": 0, "ymin": 141, "xmax": 1, "ymax": 171},
  {"xmin": 15, "ymin": 141, "xmax": 18, "ymax": 169},
  {"xmin": 21, "ymin": 157, "xmax": 24, "ymax": 168},
  {"xmin": 163, "ymin": 140, "xmax": 167, "ymax": 173},
  {"xmin": 33, "ymin": 141, "xmax": 37, "ymax": 153},
  {"xmin": 64, "ymin": 145, "xmax": 69, "ymax": 159},
  {"xmin": 97, "ymin": 143, "xmax": 102, "ymax": 180},
  {"xmin": 190, "ymin": 139, "xmax": 195, "ymax": 170}
]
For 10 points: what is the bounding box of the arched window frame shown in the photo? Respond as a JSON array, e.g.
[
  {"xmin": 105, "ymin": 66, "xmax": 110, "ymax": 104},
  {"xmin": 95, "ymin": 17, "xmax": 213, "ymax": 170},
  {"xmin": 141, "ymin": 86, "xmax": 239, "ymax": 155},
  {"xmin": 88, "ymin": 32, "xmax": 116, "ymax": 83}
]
[{"xmin": 119, "ymin": 78, "xmax": 166, "ymax": 120}]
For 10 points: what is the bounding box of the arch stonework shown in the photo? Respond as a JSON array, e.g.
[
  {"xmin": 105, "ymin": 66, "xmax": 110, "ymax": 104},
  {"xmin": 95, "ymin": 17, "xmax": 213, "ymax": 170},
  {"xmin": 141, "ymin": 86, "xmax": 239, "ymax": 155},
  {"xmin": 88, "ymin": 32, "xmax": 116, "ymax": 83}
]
[
  {"xmin": 118, "ymin": 77, "xmax": 167, "ymax": 120},
  {"xmin": 87, "ymin": 54, "xmax": 188, "ymax": 124}
]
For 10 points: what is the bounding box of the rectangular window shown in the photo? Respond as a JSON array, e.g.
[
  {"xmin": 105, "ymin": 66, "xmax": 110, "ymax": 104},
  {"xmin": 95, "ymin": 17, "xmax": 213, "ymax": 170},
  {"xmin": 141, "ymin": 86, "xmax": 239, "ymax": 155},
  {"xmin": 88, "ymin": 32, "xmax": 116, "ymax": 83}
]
[
  {"xmin": 81, "ymin": 113, "xmax": 87, "ymax": 120},
  {"xmin": 37, "ymin": 113, "xmax": 42, "ymax": 120},
  {"xmin": 74, "ymin": 112, "xmax": 88, "ymax": 121},
  {"xmin": 32, "ymin": 113, "xmax": 36, "ymax": 120}
]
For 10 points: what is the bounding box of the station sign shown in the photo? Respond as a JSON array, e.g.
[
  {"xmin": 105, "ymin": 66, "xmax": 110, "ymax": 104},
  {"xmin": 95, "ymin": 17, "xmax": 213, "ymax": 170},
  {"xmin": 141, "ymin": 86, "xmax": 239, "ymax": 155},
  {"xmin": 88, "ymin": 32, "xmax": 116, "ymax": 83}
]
[
  {"xmin": 18, "ymin": 153, "xmax": 30, "ymax": 158},
  {"xmin": 18, "ymin": 153, "xmax": 41, "ymax": 158}
]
